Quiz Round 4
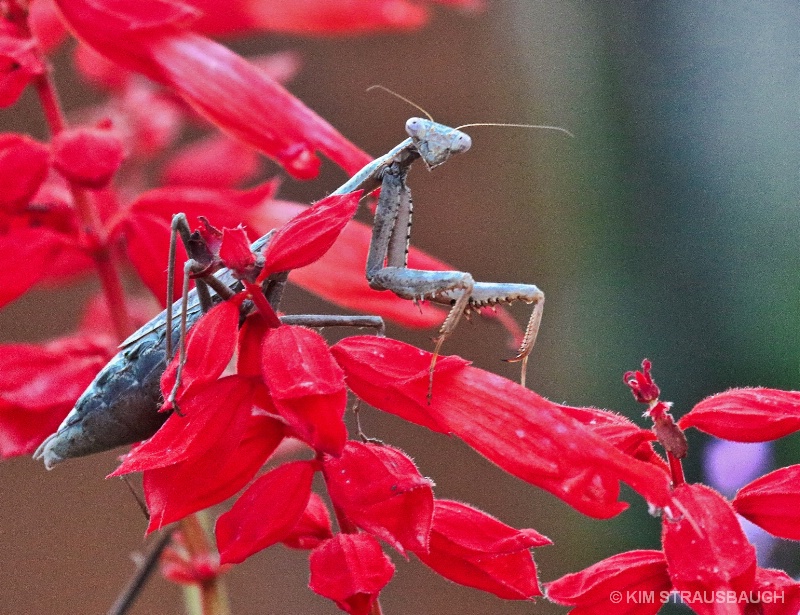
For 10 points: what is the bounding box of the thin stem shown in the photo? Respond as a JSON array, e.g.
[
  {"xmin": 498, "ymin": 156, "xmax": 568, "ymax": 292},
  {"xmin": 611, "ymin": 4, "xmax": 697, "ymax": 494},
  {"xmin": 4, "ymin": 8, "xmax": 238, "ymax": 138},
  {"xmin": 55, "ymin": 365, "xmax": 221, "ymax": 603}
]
[
  {"xmin": 667, "ymin": 452, "xmax": 685, "ymax": 487},
  {"xmin": 32, "ymin": 54, "xmax": 133, "ymax": 340},
  {"xmin": 179, "ymin": 514, "xmax": 230, "ymax": 615}
]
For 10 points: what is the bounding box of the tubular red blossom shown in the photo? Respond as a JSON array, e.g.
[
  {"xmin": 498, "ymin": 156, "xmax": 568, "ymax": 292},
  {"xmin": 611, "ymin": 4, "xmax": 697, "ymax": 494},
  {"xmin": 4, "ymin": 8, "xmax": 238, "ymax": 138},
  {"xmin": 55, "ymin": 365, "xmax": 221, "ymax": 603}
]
[
  {"xmin": 28, "ymin": 0, "xmax": 69, "ymax": 53},
  {"xmin": 282, "ymin": 493, "xmax": 334, "ymax": 550},
  {"xmin": 732, "ymin": 465, "xmax": 800, "ymax": 541},
  {"xmin": 216, "ymin": 460, "xmax": 316, "ymax": 565},
  {"xmin": 259, "ymin": 192, "xmax": 361, "ymax": 279},
  {"xmin": 161, "ymin": 134, "xmax": 261, "ymax": 188},
  {"xmin": 309, "ymin": 533, "xmax": 395, "ymax": 615},
  {"xmin": 662, "ymin": 483, "xmax": 756, "ymax": 615},
  {"xmin": 260, "ymin": 326, "xmax": 348, "ymax": 456},
  {"xmin": 546, "ymin": 550, "xmax": 671, "ymax": 615},
  {"xmin": 142, "ymin": 414, "xmax": 285, "ymax": 533},
  {"xmin": 412, "ymin": 499, "xmax": 549, "ymax": 600},
  {"xmin": 0, "ymin": 133, "xmax": 50, "ymax": 213},
  {"xmin": 0, "ymin": 31, "xmax": 44, "ymax": 107},
  {"xmin": 186, "ymin": 0, "xmax": 429, "ymax": 37},
  {"xmin": 51, "ymin": 125, "xmax": 126, "ymax": 189},
  {"xmin": 53, "ymin": 0, "xmax": 372, "ymax": 178},
  {"xmin": 323, "ymin": 441, "xmax": 434, "ymax": 555},
  {"xmin": 331, "ymin": 337, "xmax": 672, "ymax": 518},
  {"xmin": 678, "ymin": 388, "xmax": 800, "ymax": 442}
]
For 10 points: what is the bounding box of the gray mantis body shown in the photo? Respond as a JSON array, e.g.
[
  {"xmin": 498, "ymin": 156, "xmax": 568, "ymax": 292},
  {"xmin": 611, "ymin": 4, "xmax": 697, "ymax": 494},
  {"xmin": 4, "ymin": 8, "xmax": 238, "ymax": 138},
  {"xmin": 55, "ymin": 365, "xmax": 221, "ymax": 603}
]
[{"xmin": 35, "ymin": 118, "xmax": 544, "ymax": 468}]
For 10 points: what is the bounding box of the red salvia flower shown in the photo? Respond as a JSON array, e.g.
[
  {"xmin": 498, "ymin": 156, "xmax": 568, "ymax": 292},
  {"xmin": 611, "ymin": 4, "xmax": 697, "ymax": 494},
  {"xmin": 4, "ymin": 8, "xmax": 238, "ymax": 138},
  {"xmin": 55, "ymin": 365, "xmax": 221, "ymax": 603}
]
[
  {"xmin": 161, "ymin": 133, "xmax": 262, "ymax": 188},
  {"xmin": 216, "ymin": 460, "xmax": 317, "ymax": 564},
  {"xmin": 308, "ymin": 533, "xmax": 395, "ymax": 615},
  {"xmin": 412, "ymin": 499, "xmax": 550, "ymax": 600},
  {"xmin": 546, "ymin": 550, "xmax": 672, "ymax": 615},
  {"xmin": 661, "ymin": 483, "xmax": 757, "ymax": 615},
  {"xmin": 53, "ymin": 0, "xmax": 373, "ymax": 179},
  {"xmin": 323, "ymin": 441, "xmax": 434, "ymax": 555},
  {"xmin": 331, "ymin": 336, "xmax": 672, "ymax": 518},
  {"xmin": 732, "ymin": 464, "xmax": 800, "ymax": 541},
  {"xmin": 678, "ymin": 388, "xmax": 800, "ymax": 442},
  {"xmin": 0, "ymin": 29, "xmax": 44, "ymax": 107}
]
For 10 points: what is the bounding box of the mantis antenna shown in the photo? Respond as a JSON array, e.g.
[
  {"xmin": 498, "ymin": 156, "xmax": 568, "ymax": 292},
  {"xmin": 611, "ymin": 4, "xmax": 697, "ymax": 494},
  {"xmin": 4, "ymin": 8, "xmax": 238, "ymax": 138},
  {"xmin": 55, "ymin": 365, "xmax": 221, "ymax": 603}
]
[
  {"xmin": 366, "ymin": 85, "xmax": 435, "ymax": 122},
  {"xmin": 455, "ymin": 122, "xmax": 575, "ymax": 138}
]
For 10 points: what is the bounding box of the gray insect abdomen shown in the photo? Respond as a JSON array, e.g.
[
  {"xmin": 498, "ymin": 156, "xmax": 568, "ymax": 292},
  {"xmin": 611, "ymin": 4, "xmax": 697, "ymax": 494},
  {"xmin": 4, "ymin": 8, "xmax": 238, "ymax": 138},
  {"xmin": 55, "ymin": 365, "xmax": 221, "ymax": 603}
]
[{"xmin": 35, "ymin": 327, "xmax": 173, "ymax": 468}]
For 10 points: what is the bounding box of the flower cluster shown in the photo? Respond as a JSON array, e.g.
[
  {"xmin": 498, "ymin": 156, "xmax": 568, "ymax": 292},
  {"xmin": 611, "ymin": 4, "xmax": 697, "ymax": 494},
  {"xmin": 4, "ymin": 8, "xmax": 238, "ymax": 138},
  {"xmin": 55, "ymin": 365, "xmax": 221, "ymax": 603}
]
[{"xmin": 2, "ymin": 1, "xmax": 800, "ymax": 615}]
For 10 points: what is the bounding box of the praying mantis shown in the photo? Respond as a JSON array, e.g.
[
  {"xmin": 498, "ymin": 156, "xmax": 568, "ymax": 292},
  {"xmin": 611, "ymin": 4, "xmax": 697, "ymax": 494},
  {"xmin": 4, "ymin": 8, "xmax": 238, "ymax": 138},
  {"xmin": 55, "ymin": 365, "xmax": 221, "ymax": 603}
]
[{"xmin": 36, "ymin": 114, "xmax": 565, "ymax": 468}]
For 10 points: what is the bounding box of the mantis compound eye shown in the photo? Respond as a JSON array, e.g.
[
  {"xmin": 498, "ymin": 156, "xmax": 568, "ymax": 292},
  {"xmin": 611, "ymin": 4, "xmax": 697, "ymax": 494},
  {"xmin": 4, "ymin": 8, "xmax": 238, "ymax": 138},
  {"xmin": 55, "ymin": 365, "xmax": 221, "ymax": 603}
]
[
  {"xmin": 450, "ymin": 131, "xmax": 472, "ymax": 154},
  {"xmin": 405, "ymin": 117, "xmax": 429, "ymax": 139}
]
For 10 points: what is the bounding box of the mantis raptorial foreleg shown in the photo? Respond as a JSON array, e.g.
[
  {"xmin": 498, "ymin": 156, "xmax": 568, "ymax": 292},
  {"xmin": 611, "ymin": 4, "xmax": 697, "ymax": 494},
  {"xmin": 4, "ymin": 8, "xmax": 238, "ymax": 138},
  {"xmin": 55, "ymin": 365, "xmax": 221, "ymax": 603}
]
[{"xmin": 366, "ymin": 160, "xmax": 545, "ymax": 395}]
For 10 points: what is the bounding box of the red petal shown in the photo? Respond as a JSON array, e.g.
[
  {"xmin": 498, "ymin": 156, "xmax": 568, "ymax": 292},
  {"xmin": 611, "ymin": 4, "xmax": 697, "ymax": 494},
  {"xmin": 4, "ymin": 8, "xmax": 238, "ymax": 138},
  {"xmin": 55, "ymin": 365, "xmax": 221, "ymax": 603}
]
[
  {"xmin": 161, "ymin": 297, "xmax": 242, "ymax": 402},
  {"xmin": 309, "ymin": 533, "xmax": 395, "ymax": 615},
  {"xmin": 662, "ymin": 483, "xmax": 756, "ymax": 614},
  {"xmin": 414, "ymin": 500, "xmax": 548, "ymax": 600},
  {"xmin": 215, "ymin": 460, "xmax": 315, "ymax": 564},
  {"xmin": 751, "ymin": 568, "xmax": 800, "ymax": 615},
  {"xmin": 237, "ymin": 313, "xmax": 268, "ymax": 378},
  {"xmin": 117, "ymin": 212, "xmax": 180, "ymax": 305},
  {"xmin": 51, "ymin": 125, "xmax": 125, "ymax": 188},
  {"xmin": 219, "ymin": 225, "xmax": 256, "ymax": 275},
  {"xmin": 29, "ymin": 0, "xmax": 69, "ymax": 53},
  {"xmin": 0, "ymin": 334, "xmax": 112, "ymax": 457},
  {"xmin": 733, "ymin": 465, "xmax": 800, "ymax": 540},
  {"xmin": 678, "ymin": 388, "xmax": 800, "ymax": 442},
  {"xmin": 546, "ymin": 550, "xmax": 671, "ymax": 615},
  {"xmin": 188, "ymin": 0, "xmax": 428, "ymax": 37},
  {"xmin": 54, "ymin": 0, "xmax": 371, "ymax": 178},
  {"xmin": 161, "ymin": 133, "xmax": 261, "ymax": 188},
  {"xmin": 323, "ymin": 441, "xmax": 434, "ymax": 555},
  {"xmin": 281, "ymin": 493, "xmax": 333, "ymax": 550},
  {"xmin": 0, "ymin": 227, "xmax": 76, "ymax": 308},
  {"xmin": 332, "ymin": 336, "xmax": 672, "ymax": 518},
  {"xmin": 0, "ymin": 133, "xmax": 50, "ymax": 213},
  {"xmin": 111, "ymin": 375, "xmax": 254, "ymax": 474},
  {"xmin": 251, "ymin": 199, "xmax": 446, "ymax": 328},
  {"xmin": 143, "ymin": 413, "xmax": 284, "ymax": 532},
  {"xmin": 259, "ymin": 192, "xmax": 360, "ymax": 278},
  {"xmin": 261, "ymin": 326, "xmax": 348, "ymax": 455}
]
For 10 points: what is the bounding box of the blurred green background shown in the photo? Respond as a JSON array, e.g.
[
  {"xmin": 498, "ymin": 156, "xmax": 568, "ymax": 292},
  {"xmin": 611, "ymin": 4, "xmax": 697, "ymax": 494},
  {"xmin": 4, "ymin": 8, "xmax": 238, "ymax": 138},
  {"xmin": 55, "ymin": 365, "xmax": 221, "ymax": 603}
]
[{"xmin": 1, "ymin": 1, "xmax": 798, "ymax": 613}]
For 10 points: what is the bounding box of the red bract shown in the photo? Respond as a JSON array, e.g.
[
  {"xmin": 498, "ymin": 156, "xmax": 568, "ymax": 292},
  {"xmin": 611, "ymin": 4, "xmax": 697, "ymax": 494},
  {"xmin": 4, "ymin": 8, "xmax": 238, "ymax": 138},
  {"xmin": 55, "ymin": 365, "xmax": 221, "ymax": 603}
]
[
  {"xmin": 412, "ymin": 499, "xmax": 549, "ymax": 600},
  {"xmin": 733, "ymin": 465, "xmax": 800, "ymax": 541},
  {"xmin": 331, "ymin": 336, "xmax": 672, "ymax": 518},
  {"xmin": 678, "ymin": 388, "xmax": 800, "ymax": 442},
  {"xmin": 260, "ymin": 326, "xmax": 348, "ymax": 456},
  {"xmin": 309, "ymin": 533, "xmax": 395, "ymax": 615},
  {"xmin": 546, "ymin": 550, "xmax": 671, "ymax": 615},
  {"xmin": 258, "ymin": 191, "xmax": 361, "ymax": 278},
  {"xmin": 0, "ymin": 133, "xmax": 50, "ymax": 213},
  {"xmin": 54, "ymin": 0, "xmax": 372, "ymax": 179},
  {"xmin": 281, "ymin": 493, "xmax": 334, "ymax": 550},
  {"xmin": 662, "ymin": 483, "xmax": 756, "ymax": 615},
  {"xmin": 141, "ymin": 413, "xmax": 283, "ymax": 532},
  {"xmin": 51, "ymin": 125, "xmax": 125, "ymax": 188},
  {"xmin": 323, "ymin": 441, "xmax": 434, "ymax": 555},
  {"xmin": 216, "ymin": 460, "xmax": 316, "ymax": 565}
]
